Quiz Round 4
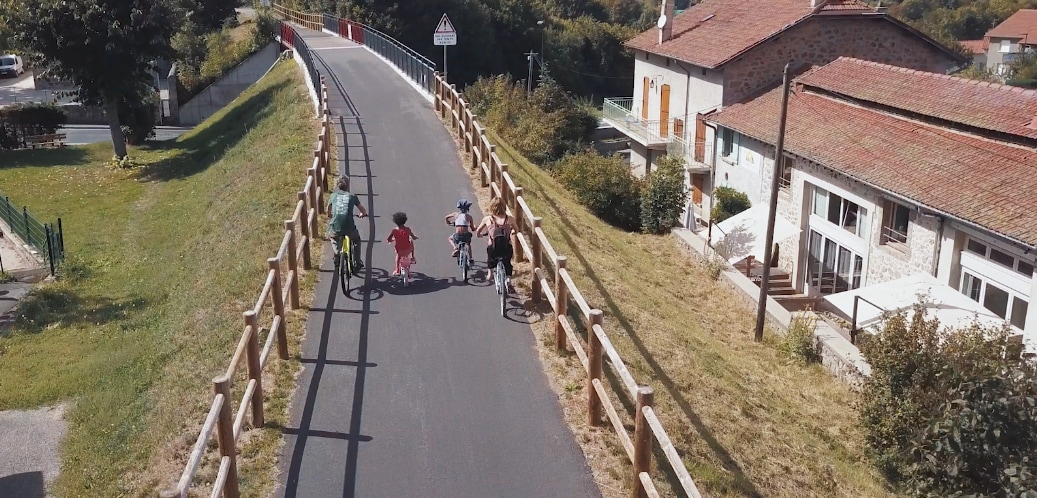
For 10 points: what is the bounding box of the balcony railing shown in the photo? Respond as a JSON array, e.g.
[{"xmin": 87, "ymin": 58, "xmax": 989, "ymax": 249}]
[{"xmin": 602, "ymin": 98, "xmax": 670, "ymax": 146}]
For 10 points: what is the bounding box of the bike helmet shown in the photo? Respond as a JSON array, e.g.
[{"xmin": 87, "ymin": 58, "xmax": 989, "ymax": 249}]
[{"xmin": 457, "ymin": 199, "xmax": 472, "ymax": 212}]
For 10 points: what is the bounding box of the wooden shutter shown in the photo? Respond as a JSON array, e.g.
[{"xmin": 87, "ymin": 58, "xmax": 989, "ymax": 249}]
[
  {"xmin": 659, "ymin": 84, "xmax": 670, "ymax": 137},
  {"xmin": 673, "ymin": 118, "xmax": 684, "ymax": 139},
  {"xmin": 694, "ymin": 114, "xmax": 707, "ymax": 162},
  {"xmin": 641, "ymin": 77, "xmax": 650, "ymax": 120},
  {"xmin": 692, "ymin": 175, "xmax": 704, "ymax": 205}
]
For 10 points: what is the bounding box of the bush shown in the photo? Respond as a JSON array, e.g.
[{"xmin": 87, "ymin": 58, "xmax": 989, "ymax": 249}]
[
  {"xmin": 858, "ymin": 302, "xmax": 1037, "ymax": 496},
  {"xmin": 0, "ymin": 103, "xmax": 67, "ymax": 149},
  {"xmin": 641, "ymin": 155, "xmax": 688, "ymax": 234},
  {"xmin": 119, "ymin": 89, "xmax": 157, "ymax": 145},
  {"xmin": 711, "ymin": 186, "xmax": 751, "ymax": 223},
  {"xmin": 780, "ymin": 313, "xmax": 819, "ymax": 364},
  {"xmin": 555, "ymin": 151, "xmax": 641, "ymax": 231}
]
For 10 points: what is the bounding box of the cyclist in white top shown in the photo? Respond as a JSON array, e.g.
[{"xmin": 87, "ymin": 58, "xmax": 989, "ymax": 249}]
[{"xmin": 445, "ymin": 199, "xmax": 474, "ymax": 259}]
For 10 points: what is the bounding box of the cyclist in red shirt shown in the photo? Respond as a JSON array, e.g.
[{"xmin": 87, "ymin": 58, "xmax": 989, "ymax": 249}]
[{"xmin": 386, "ymin": 212, "xmax": 418, "ymax": 276}]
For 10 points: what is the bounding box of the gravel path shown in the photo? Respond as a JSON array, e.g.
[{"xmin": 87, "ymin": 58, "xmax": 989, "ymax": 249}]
[{"xmin": 0, "ymin": 404, "xmax": 67, "ymax": 497}]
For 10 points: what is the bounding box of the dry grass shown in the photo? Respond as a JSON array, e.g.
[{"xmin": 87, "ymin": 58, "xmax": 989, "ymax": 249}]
[
  {"xmin": 0, "ymin": 61, "xmax": 318, "ymax": 496},
  {"xmin": 447, "ymin": 126, "xmax": 893, "ymax": 497}
]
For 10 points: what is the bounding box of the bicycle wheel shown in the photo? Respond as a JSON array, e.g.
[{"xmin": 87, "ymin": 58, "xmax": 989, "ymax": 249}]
[
  {"xmin": 403, "ymin": 265, "xmax": 410, "ymax": 287},
  {"xmin": 497, "ymin": 262, "xmax": 507, "ymax": 316},
  {"xmin": 459, "ymin": 246, "xmax": 469, "ymax": 282},
  {"xmin": 339, "ymin": 237, "xmax": 351, "ymax": 295}
]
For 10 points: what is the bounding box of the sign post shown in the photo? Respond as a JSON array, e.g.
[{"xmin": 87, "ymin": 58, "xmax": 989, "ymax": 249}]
[{"xmin": 433, "ymin": 14, "xmax": 457, "ymax": 82}]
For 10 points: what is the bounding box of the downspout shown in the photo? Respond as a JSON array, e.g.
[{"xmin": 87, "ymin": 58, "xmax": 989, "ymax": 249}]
[
  {"xmin": 705, "ymin": 122, "xmax": 719, "ymax": 244},
  {"xmin": 931, "ymin": 215, "xmax": 945, "ymax": 277}
]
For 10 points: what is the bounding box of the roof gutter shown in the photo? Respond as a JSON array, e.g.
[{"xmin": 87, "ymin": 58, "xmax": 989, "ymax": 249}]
[{"xmin": 704, "ymin": 117, "xmax": 1037, "ymax": 253}]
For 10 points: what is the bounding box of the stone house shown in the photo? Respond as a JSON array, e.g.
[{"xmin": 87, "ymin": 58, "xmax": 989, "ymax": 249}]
[
  {"xmin": 707, "ymin": 57, "xmax": 1037, "ymax": 342},
  {"xmin": 981, "ymin": 9, "xmax": 1037, "ymax": 76},
  {"xmin": 601, "ymin": 0, "xmax": 964, "ymax": 230}
]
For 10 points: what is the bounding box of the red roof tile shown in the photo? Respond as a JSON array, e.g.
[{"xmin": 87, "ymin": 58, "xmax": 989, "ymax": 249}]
[
  {"xmin": 625, "ymin": 0, "xmax": 872, "ymax": 68},
  {"xmin": 988, "ymin": 9, "xmax": 1037, "ymax": 44},
  {"xmin": 959, "ymin": 39, "xmax": 989, "ymax": 54},
  {"xmin": 798, "ymin": 57, "xmax": 1037, "ymax": 140},
  {"xmin": 709, "ymin": 86, "xmax": 1037, "ymax": 246}
]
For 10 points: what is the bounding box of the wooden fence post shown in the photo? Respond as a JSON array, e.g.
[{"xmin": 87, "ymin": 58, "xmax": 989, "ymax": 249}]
[
  {"xmin": 587, "ymin": 309, "xmax": 604, "ymax": 426},
  {"xmin": 632, "ymin": 386, "xmax": 655, "ymax": 498},
  {"xmin": 433, "ymin": 72, "xmax": 442, "ymax": 113},
  {"xmin": 554, "ymin": 256, "xmax": 569, "ymax": 351},
  {"xmin": 268, "ymin": 258, "xmax": 290, "ymax": 360},
  {"xmin": 531, "ymin": 218, "xmax": 543, "ymax": 302},
  {"xmin": 297, "ymin": 193, "xmax": 313, "ymax": 271},
  {"xmin": 285, "ymin": 221, "xmax": 300, "ymax": 309},
  {"xmin": 213, "ymin": 376, "xmax": 240, "ymax": 498},
  {"xmin": 244, "ymin": 311, "xmax": 265, "ymax": 428},
  {"xmin": 482, "ymin": 145, "xmax": 494, "ymax": 188}
]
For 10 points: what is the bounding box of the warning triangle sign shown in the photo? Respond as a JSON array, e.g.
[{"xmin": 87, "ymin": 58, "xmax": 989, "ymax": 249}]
[{"xmin": 435, "ymin": 14, "xmax": 456, "ymax": 34}]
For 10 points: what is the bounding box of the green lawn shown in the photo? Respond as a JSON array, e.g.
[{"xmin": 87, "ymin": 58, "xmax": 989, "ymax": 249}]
[
  {"xmin": 486, "ymin": 131, "xmax": 892, "ymax": 498},
  {"xmin": 0, "ymin": 61, "xmax": 317, "ymax": 496}
]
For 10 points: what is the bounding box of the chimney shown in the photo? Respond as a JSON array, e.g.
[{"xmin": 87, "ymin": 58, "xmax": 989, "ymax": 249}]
[{"xmin": 659, "ymin": 0, "xmax": 675, "ymax": 44}]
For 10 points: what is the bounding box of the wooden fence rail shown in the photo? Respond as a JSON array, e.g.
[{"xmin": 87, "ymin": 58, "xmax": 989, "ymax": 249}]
[
  {"xmin": 160, "ymin": 24, "xmax": 332, "ymax": 497},
  {"xmin": 432, "ymin": 73, "xmax": 706, "ymax": 498}
]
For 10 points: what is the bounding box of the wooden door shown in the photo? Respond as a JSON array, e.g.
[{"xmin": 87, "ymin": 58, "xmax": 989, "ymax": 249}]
[
  {"xmin": 694, "ymin": 114, "xmax": 707, "ymax": 162},
  {"xmin": 641, "ymin": 77, "xmax": 650, "ymax": 120},
  {"xmin": 692, "ymin": 175, "xmax": 704, "ymax": 205},
  {"xmin": 659, "ymin": 84, "xmax": 671, "ymax": 137}
]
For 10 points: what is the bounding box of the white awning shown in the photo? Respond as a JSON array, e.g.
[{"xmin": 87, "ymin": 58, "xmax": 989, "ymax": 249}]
[
  {"xmin": 823, "ymin": 273, "xmax": 1027, "ymax": 348},
  {"xmin": 711, "ymin": 205, "xmax": 800, "ymax": 264}
]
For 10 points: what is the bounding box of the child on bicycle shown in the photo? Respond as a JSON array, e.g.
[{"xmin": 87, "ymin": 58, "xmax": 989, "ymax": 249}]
[
  {"xmin": 444, "ymin": 199, "xmax": 474, "ymax": 259},
  {"xmin": 386, "ymin": 212, "xmax": 418, "ymax": 276},
  {"xmin": 476, "ymin": 197, "xmax": 515, "ymax": 291}
]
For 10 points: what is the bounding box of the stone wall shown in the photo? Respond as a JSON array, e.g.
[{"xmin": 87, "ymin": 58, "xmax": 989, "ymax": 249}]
[
  {"xmin": 178, "ymin": 43, "xmax": 279, "ymax": 126},
  {"xmin": 722, "ymin": 16, "xmax": 960, "ymax": 105},
  {"xmin": 864, "ymin": 210, "xmax": 940, "ymax": 286}
]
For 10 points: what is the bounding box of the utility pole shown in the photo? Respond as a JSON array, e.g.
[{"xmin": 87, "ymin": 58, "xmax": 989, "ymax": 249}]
[
  {"xmin": 754, "ymin": 62, "xmax": 793, "ymax": 342},
  {"xmin": 525, "ymin": 51, "xmax": 537, "ymax": 94}
]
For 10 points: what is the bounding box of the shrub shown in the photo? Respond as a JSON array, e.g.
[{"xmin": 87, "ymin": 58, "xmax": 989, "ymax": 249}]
[
  {"xmin": 0, "ymin": 103, "xmax": 67, "ymax": 149},
  {"xmin": 641, "ymin": 155, "xmax": 688, "ymax": 234},
  {"xmin": 711, "ymin": 186, "xmax": 751, "ymax": 223},
  {"xmin": 780, "ymin": 312, "xmax": 819, "ymax": 364},
  {"xmin": 119, "ymin": 89, "xmax": 157, "ymax": 145},
  {"xmin": 555, "ymin": 151, "xmax": 641, "ymax": 231},
  {"xmin": 858, "ymin": 301, "xmax": 1037, "ymax": 496}
]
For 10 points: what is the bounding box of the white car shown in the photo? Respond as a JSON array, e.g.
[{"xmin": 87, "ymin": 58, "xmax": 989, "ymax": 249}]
[{"xmin": 0, "ymin": 54, "xmax": 25, "ymax": 78}]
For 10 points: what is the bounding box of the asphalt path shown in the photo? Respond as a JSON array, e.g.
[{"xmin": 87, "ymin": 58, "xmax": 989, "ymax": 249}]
[
  {"xmin": 276, "ymin": 30, "xmax": 600, "ymax": 498},
  {"xmin": 60, "ymin": 125, "xmax": 193, "ymax": 145}
]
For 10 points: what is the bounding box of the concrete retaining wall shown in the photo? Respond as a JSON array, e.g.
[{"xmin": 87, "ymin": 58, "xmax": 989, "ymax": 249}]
[{"xmin": 178, "ymin": 43, "xmax": 280, "ymax": 126}]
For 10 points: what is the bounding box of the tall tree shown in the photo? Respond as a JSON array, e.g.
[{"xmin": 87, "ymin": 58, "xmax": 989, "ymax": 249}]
[
  {"xmin": 11, "ymin": 0, "xmax": 176, "ymax": 158},
  {"xmin": 194, "ymin": 0, "xmax": 239, "ymax": 31}
]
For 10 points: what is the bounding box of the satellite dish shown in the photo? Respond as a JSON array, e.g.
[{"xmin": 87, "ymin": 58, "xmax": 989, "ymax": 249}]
[{"xmin": 657, "ymin": 14, "xmax": 668, "ymax": 29}]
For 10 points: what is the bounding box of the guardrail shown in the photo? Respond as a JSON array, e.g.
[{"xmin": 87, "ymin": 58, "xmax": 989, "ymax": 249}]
[
  {"xmin": 273, "ymin": 3, "xmax": 436, "ymax": 94},
  {"xmin": 434, "ymin": 78, "xmax": 704, "ymax": 498},
  {"xmin": 159, "ymin": 22, "xmax": 333, "ymax": 498}
]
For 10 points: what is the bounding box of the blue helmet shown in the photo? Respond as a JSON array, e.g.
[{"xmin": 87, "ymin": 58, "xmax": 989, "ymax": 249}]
[{"xmin": 457, "ymin": 199, "xmax": 472, "ymax": 211}]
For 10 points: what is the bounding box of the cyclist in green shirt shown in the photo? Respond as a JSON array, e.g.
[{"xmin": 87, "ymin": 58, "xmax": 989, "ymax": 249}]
[{"xmin": 327, "ymin": 176, "xmax": 368, "ymax": 270}]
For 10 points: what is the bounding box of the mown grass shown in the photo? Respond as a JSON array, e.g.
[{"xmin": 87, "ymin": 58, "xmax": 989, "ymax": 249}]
[
  {"xmin": 481, "ymin": 130, "xmax": 892, "ymax": 498},
  {"xmin": 0, "ymin": 61, "xmax": 318, "ymax": 496}
]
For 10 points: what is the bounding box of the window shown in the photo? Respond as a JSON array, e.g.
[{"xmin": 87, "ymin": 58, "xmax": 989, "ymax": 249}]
[
  {"xmin": 960, "ymin": 270, "xmax": 1029, "ymax": 328},
  {"xmin": 812, "ymin": 187, "xmax": 828, "ymax": 217},
  {"xmin": 806, "ymin": 229, "xmax": 863, "ymax": 295},
  {"xmin": 720, "ymin": 128, "xmax": 738, "ymax": 162},
  {"xmin": 984, "ymin": 285, "xmax": 1010, "ymax": 318},
  {"xmin": 965, "ymin": 237, "xmax": 1033, "ymax": 277},
  {"xmin": 811, "ymin": 186, "xmax": 868, "ymax": 238},
  {"xmin": 779, "ymin": 155, "xmax": 793, "ymax": 190},
  {"xmin": 1011, "ymin": 297, "xmax": 1028, "ymax": 329},
  {"xmin": 881, "ymin": 200, "xmax": 910, "ymax": 245},
  {"xmin": 990, "ymin": 248, "xmax": 1015, "ymax": 268},
  {"xmin": 967, "ymin": 239, "xmax": 987, "ymax": 255},
  {"xmin": 962, "ymin": 272, "xmax": 983, "ymax": 301},
  {"xmin": 1018, "ymin": 260, "xmax": 1034, "ymax": 276},
  {"xmin": 1000, "ymin": 39, "xmax": 1011, "ymax": 53}
]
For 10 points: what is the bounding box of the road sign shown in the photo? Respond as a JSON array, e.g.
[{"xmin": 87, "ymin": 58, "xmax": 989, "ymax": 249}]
[{"xmin": 433, "ymin": 14, "xmax": 457, "ymax": 46}]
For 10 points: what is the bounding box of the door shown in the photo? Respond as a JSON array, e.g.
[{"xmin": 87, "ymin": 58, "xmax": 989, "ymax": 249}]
[
  {"xmin": 641, "ymin": 77, "xmax": 649, "ymax": 120},
  {"xmin": 694, "ymin": 114, "xmax": 707, "ymax": 162},
  {"xmin": 659, "ymin": 84, "xmax": 670, "ymax": 137},
  {"xmin": 691, "ymin": 175, "xmax": 704, "ymax": 206}
]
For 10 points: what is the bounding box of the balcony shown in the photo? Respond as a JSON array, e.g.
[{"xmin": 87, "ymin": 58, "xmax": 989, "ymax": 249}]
[{"xmin": 601, "ymin": 98, "xmax": 670, "ymax": 147}]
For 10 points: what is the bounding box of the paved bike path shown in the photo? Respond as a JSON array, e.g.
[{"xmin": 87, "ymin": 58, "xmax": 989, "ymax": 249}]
[{"xmin": 277, "ymin": 29, "xmax": 599, "ymax": 498}]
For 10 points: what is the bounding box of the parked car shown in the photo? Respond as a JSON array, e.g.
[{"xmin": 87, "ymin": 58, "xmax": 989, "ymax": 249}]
[{"xmin": 0, "ymin": 55, "xmax": 25, "ymax": 78}]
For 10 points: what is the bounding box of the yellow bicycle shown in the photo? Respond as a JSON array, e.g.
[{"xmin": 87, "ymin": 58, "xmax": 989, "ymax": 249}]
[{"xmin": 338, "ymin": 234, "xmax": 360, "ymax": 294}]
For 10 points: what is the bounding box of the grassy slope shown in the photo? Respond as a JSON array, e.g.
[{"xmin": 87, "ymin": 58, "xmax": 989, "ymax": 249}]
[
  {"xmin": 0, "ymin": 61, "xmax": 316, "ymax": 496},
  {"xmin": 487, "ymin": 131, "xmax": 892, "ymax": 498}
]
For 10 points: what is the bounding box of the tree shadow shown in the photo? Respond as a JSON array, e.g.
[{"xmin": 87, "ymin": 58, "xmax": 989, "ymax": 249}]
[
  {"xmin": 0, "ymin": 147, "xmax": 91, "ymax": 169},
  {"xmin": 519, "ymin": 164, "xmax": 764, "ymax": 497},
  {"xmin": 2, "ymin": 284, "xmax": 149, "ymax": 336},
  {"xmin": 133, "ymin": 73, "xmax": 294, "ymax": 182}
]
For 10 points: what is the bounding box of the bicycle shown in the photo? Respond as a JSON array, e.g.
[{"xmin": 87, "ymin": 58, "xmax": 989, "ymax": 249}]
[
  {"xmin": 338, "ymin": 234, "xmax": 361, "ymax": 295},
  {"xmin": 493, "ymin": 258, "xmax": 508, "ymax": 317},
  {"xmin": 456, "ymin": 240, "xmax": 471, "ymax": 282},
  {"xmin": 396, "ymin": 251, "xmax": 414, "ymax": 287}
]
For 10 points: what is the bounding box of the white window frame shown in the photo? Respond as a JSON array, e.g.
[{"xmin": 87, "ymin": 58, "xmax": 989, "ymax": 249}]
[
  {"xmin": 1000, "ymin": 39, "xmax": 1012, "ymax": 53},
  {"xmin": 810, "ymin": 185, "xmax": 869, "ymax": 240},
  {"xmin": 720, "ymin": 128, "xmax": 739, "ymax": 164}
]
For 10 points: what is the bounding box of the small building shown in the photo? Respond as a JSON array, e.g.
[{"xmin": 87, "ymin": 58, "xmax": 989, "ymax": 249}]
[
  {"xmin": 982, "ymin": 9, "xmax": 1037, "ymax": 76},
  {"xmin": 706, "ymin": 57, "xmax": 1037, "ymax": 344},
  {"xmin": 602, "ymin": 0, "xmax": 964, "ymax": 230},
  {"xmin": 960, "ymin": 39, "xmax": 989, "ymax": 70}
]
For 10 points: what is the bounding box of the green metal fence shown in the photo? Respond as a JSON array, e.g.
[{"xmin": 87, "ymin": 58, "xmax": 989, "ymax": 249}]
[{"xmin": 0, "ymin": 189, "xmax": 64, "ymax": 275}]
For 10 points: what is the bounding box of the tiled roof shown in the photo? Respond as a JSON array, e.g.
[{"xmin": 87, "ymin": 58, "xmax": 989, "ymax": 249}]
[
  {"xmin": 797, "ymin": 57, "xmax": 1037, "ymax": 140},
  {"xmin": 988, "ymin": 9, "xmax": 1037, "ymax": 44},
  {"xmin": 624, "ymin": 0, "xmax": 873, "ymax": 68},
  {"xmin": 959, "ymin": 39, "xmax": 988, "ymax": 54},
  {"xmin": 708, "ymin": 85, "xmax": 1037, "ymax": 246}
]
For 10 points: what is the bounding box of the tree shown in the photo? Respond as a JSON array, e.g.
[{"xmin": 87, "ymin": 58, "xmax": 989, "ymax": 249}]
[
  {"xmin": 711, "ymin": 186, "xmax": 751, "ymax": 223},
  {"xmin": 640, "ymin": 155, "xmax": 688, "ymax": 233},
  {"xmin": 11, "ymin": 0, "xmax": 177, "ymax": 158},
  {"xmin": 859, "ymin": 302, "xmax": 1037, "ymax": 496},
  {"xmin": 193, "ymin": 0, "xmax": 239, "ymax": 31},
  {"xmin": 1006, "ymin": 51, "xmax": 1037, "ymax": 89}
]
